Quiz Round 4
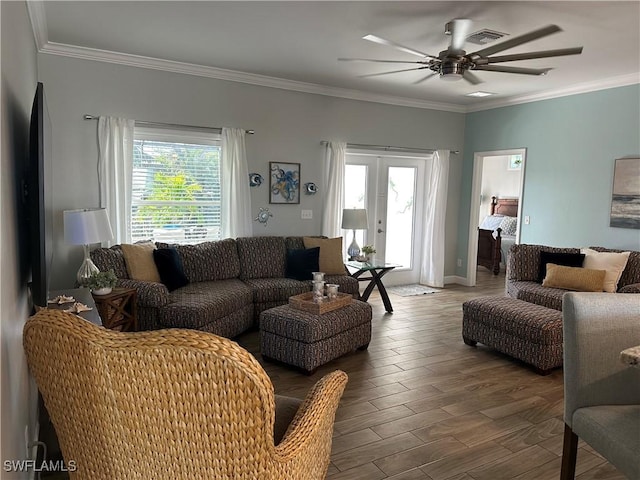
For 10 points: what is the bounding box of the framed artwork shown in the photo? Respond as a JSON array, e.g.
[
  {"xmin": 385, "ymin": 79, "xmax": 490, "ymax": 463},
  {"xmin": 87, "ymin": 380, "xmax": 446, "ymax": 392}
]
[
  {"xmin": 610, "ymin": 157, "xmax": 640, "ymax": 229},
  {"xmin": 269, "ymin": 162, "xmax": 300, "ymax": 204},
  {"xmin": 508, "ymin": 154, "xmax": 523, "ymax": 170}
]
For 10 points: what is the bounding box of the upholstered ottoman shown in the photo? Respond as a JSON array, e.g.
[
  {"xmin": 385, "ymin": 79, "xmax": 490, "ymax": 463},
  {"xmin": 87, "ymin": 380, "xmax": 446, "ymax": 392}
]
[
  {"xmin": 260, "ymin": 301, "xmax": 372, "ymax": 374},
  {"xmin": 462, "ymin": 296, "xmax": 563, "ymax": 375}
]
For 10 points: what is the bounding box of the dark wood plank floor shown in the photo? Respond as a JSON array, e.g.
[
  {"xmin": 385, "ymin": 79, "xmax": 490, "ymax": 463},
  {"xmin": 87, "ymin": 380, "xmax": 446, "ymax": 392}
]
[{"xmin": 237, "ymin": 269, "xmax": 626, "ymax": 480}]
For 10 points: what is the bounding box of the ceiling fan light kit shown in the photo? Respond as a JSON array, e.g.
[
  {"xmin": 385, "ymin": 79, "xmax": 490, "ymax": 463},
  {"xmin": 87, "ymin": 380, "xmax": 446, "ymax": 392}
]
[{"xmin": 342, "ymin": 19, "xmax": 583, "ymax": 86}]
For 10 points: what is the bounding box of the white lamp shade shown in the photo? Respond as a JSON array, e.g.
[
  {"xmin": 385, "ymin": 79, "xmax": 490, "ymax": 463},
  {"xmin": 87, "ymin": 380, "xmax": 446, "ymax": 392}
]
[
  {"xmin": 64, "ymin": 208, "xmax": 113, "ymax": 245},
  {"xmin": 341, "ymin": 209, "xmax": 368, "ymax": 230}
]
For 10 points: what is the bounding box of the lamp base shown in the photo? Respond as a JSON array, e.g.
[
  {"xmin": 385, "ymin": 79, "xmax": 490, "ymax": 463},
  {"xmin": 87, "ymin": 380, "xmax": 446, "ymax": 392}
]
[
  {"xmin": 77, "ymin": 244, "xmax": 99, "ymax": 287},
  {"xmin": 347, "ymin": 230, "xmax": 360, "ymax": 261}
]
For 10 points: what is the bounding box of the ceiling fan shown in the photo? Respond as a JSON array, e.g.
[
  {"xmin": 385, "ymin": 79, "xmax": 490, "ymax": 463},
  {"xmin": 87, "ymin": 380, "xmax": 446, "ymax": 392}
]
[{"xmin": 339, "ymin": 20, "xmax": 583, "ymax": 85}]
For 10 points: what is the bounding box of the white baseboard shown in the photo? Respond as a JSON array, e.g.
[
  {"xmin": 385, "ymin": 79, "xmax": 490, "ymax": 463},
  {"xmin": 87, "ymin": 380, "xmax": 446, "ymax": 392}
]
[{"xmin": 444, "ymin": 275, "xmax": 472, "ymax": 286}]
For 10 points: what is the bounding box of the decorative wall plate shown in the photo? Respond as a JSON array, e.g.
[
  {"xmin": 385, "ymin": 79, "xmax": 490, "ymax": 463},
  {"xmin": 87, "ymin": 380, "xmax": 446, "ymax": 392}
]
[
  {"xmin": 304, "ymin": 182, "xmax": 317, "ymax": 195},
  {"xmin": 249, "ymin": 173, "xmax": 263, "ymax": 187}
]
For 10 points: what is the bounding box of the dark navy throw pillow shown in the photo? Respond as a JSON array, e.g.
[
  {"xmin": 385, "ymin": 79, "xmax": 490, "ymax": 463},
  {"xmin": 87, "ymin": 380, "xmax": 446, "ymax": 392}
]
[
  {"xmin": 538, "ymin": 251, "xmax": 585, "ymax": 282},
  {"xmin": 153, "ymin": 247, "xmax": 189, "ymax": 291},
  {"xmin": 285, "ymin": 247, "xmax": 320, "ymax": 281}
]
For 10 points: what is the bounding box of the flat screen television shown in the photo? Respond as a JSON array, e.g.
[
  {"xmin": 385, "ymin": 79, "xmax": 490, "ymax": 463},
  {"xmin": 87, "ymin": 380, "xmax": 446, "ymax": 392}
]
[{"xmin": 26, "ymin": 82, "xmax": 54, "ymax": 309}]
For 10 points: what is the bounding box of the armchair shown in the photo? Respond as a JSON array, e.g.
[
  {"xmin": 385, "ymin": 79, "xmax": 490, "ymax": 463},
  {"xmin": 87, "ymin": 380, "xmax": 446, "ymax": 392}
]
[
  {"xmin": 560, "ymin": 292, "xmax": 640, "ymax": 479},
  {"xmin": 23, "ymin": 309, "xmax": 348, "ymax": 479}
]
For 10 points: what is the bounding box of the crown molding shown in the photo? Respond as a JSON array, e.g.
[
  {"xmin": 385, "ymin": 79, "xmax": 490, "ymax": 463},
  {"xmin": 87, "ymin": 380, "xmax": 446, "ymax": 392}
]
[
  {"xmin": 26, "ymin": 1, "xmax": 48, "ymax": 50},
  {"xmin": 466, "ymin": 73, "xmax": 640, "ymax": 112},
  {"xmin": 30, "ymin": 27, "xmax": 638, "ymax": 115},
  {"xmin": 38, "ymin": 41, "xmax": 466, "ymax": 113}
]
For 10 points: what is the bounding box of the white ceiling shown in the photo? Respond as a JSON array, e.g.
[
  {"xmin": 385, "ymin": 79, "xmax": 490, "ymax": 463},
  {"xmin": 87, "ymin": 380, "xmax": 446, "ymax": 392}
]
[{"xmin": 34, "ymin": 1, "xmax": 640, "ymax": 111}]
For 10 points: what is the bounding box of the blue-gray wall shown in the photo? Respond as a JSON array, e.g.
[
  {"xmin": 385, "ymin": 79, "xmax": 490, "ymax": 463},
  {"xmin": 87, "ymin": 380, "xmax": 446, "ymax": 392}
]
[{"xmin": 457, "ymin": 84, "xmax": 640, "ymax": 276}]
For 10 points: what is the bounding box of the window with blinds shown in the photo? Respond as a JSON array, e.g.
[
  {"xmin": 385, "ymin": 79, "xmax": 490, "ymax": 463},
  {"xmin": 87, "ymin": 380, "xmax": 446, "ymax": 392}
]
[{"xmin": 132, "ymin": 127, "xmax": 222, "ymax": 244}]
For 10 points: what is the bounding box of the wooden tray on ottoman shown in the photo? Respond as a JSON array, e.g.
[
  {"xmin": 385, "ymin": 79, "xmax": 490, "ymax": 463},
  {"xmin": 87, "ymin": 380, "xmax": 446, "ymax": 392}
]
[{"xmin": 289, "ymin": 292, "xmax": 352, "ymax": 314}]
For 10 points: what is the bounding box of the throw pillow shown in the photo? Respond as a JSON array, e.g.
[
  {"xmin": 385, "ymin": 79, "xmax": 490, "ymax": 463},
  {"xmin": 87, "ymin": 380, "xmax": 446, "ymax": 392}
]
[
  {"xmin": 285, "ymin": 247, "xmax": 320, "ymax": 281},
  {"xmin": 542, "ymin": 264, "xmax": 606, "ymax": 292},
  {"xmin": 581, "ymin": 248, "xmax": 631, "ymax": 293},
  {"xmin": 302, "ymin": 237, "xmax": 345, "ymax": 275},
  {"xmin": 538, "ymin": 252, "xmax": 586, "ymax": 282},
  {"xmin": 121, "ymin": 242, "xmax": 161, "ymax": 282},
  {"xmin": 498, "ymin": 216, "xmax": 518, "ymax": 236},
  {"xmin": 153, "ymin": 247, "xmax": 189, "ymax": 291},
  {"xmin": 479, "ymin": 214, "xmax": 504, "ymax": 231}
]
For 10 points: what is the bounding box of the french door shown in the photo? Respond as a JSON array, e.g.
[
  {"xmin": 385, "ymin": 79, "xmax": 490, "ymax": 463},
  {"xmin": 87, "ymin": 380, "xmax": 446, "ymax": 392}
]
[{"xmin": 345, "ymin": 151, "xmax": 427, "ymax": 285}]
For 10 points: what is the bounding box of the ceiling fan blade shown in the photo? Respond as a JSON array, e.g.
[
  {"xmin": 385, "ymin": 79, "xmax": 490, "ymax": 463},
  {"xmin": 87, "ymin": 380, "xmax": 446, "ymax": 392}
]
[
  {"xmin": 450, "ymin": 18, "xmax": 472, "ymax": 51},
  {"xmin": 358, "ymin": 66, "xmax": 429, "ymax": 78},
  {"xmin": 470, "ymin": 25, "xmax": 562, "ymax": 58},
  {"xmin": 480, "ymin": 47, "xmax": 583, "ymax": 64},
  {"xmin": 413, "ymin": 72, "xmax": 438, "ymax": 84},
  {"xmin": 338, "ymin": 58, "xmax": 428, "ymax": 64},
  {"xmin": 462, "ymin": 70, "xmax": 483, "ymax": 85},
  {"xmin": 474, "ymin": 65, "xmax": 551, "ymax": 75},
  {"xmin": 362, "ymin": 34, "xmax": 437, "ymax": 59}
]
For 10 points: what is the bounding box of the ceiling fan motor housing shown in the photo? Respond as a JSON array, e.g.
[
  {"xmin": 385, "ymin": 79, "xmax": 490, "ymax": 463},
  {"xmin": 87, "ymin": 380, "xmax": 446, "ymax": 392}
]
[{"xmin": 440, "ymin": 59, "xmax": 467, "ymax": 80}]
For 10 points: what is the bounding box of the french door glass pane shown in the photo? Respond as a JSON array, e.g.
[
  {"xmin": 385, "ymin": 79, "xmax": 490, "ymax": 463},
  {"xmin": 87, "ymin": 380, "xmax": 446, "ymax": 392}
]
[
  {"xmin": 385, "ymin": 167, "xmax": 416, "ymax": 268},
  {"xmin": 344, "ymin": 164, "xmax": 367, "ymax": 250}
]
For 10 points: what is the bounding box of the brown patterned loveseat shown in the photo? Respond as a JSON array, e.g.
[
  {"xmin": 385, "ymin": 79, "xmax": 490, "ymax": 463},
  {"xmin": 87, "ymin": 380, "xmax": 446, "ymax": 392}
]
[
  {"xmin": 506, "ymin": 244, "xmax": 640, "ymax": 310},
  {"xmin": 91, "ymin": 236, "xmax": 359, "ymax": 336},
  {"xmin": 463, "ymin": 244, "xmax": 639, "ymax": 374}
]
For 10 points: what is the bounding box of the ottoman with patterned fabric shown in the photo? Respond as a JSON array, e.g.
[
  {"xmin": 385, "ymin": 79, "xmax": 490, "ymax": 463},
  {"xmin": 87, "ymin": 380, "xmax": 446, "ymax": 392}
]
[
  {"xmin": 462, "ymin": 296, "xmax": 563, "ymax": 375},
  {"xmin": 260, "ymin": 301, "xmax": 372, "ymax": 374}
]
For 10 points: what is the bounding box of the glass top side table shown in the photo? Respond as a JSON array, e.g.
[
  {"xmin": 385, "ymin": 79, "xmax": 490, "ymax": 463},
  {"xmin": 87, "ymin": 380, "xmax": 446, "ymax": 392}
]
[{"xmin": 345, "ymin": 259, "xmax": 401, "ymax": 313}]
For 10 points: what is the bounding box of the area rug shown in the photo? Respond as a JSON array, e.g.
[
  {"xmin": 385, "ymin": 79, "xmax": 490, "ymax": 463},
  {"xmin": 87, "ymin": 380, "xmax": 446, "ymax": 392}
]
[{"xmin": 387, "ymin": 284, "xmax": 440, "ymax": 296}]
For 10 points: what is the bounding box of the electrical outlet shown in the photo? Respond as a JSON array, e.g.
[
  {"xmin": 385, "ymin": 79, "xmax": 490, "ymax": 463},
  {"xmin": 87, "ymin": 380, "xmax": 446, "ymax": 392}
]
[
  {"xmin": 524, "ymin": 215, "xmax": 530, "ymax": 225},
  {"xmin": 457, "ymin": 258, "xmax": 462, "ymax": 267},
  {"xmin": 301, "ymin": 210, "xmax": 313, "ymax": 219}
]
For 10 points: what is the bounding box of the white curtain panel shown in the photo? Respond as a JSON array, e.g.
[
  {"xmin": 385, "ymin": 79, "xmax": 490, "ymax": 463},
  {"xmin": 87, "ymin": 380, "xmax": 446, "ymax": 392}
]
[
  {"xmin": 420, "ymin": 149, "xmax": 450, "ymax": 287},
  {"xmin": 321, "ymin": 141, "xmax": 347, "ymax": 238},
  {"xmin": 98, "ymin": 116, "xmax": 135, "ymax": 245},
  {"xmin": 221, "ymin": 127, "xmax": 253, "ymax": 238}
]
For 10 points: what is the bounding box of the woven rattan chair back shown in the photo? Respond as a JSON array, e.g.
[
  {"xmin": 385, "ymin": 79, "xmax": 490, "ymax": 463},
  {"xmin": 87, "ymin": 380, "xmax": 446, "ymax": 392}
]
[{"xmin": 24, "ymin": 309, "xmax": 347, "ymax": 479}]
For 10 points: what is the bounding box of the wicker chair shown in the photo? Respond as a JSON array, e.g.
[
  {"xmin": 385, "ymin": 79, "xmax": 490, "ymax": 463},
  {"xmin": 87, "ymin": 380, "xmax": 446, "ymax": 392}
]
[{"xmin": 23, "ymin": 309, "xmax": 348, "ymax": 479}]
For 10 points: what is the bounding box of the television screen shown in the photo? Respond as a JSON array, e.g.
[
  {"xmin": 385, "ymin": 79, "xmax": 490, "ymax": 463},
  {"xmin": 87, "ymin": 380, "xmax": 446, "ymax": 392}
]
[{"xmin": 27, "ymin": 82, "xmax": 53, "ymax": 308}]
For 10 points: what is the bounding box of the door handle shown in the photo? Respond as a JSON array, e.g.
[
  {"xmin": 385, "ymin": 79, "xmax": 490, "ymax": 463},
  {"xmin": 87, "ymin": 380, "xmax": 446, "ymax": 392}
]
[{"xmin": 377, "ymin": 228, "xmax": 385, "ymax": 233}]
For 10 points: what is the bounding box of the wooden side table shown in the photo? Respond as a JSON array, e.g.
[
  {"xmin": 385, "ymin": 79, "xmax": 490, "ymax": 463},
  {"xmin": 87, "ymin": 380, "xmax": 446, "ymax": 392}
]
[{"xmin": 92, "ymin": 287, "xmax": 138, "ymax": 331}]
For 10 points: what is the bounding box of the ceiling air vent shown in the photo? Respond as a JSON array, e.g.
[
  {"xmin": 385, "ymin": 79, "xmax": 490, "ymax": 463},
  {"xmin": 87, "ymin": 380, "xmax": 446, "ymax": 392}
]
[{"xmin": 466, "ymin": 29, "xmax": 508, "ymax": 45}]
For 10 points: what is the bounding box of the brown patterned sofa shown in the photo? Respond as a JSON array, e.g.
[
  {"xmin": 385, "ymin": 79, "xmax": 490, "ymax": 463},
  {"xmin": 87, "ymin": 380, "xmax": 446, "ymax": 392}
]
[
  {"xmin": 506, "ymin": 244, "xmax": 640, "ymax": 310},
  {"xmin": 91, "ymin": 236, "xmax": 359, "ymax": 337}
]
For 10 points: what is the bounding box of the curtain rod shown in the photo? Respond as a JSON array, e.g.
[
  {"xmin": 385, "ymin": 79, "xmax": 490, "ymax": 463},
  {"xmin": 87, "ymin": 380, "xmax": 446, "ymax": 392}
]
[
  {"xmin": 83, "ymin": 115, "xmax": 255, "ymax": 135},
  {"xmin": 321, "ymin": 141, "xmax": 458, "ymax": 155}
]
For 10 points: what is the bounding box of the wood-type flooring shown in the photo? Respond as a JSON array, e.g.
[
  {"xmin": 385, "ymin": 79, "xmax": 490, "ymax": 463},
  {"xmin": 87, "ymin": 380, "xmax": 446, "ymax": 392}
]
[{"xmin": 237, "ymin": 268, "xmax": 627, "ymax": 480}]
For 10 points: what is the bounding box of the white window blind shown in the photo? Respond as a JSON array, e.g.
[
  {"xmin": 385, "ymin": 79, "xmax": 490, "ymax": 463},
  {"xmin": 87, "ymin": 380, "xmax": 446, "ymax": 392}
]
[{"xmin": 132, "ymin": 127, "xmax": 222, "ymax": 244}]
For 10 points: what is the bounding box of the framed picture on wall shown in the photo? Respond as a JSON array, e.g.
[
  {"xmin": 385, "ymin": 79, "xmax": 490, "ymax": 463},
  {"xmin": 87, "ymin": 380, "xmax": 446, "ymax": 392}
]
[
  {"xmin": 269, "ymin": 162, "xmax": 300, "ymax": 204},
  {"xmin": 610, "ymin": 157, "xmax": 640, "ymax": 229},
  {"xmin": 508, "ymin": 154, "xmax": 523, "ymax": 170}
]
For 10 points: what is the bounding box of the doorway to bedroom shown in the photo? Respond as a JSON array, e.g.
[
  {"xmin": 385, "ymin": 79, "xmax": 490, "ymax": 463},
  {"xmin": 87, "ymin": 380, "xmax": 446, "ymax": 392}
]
[{"xmin": 467, "ymin": 148, "xmax": 526, "ymax": 287}]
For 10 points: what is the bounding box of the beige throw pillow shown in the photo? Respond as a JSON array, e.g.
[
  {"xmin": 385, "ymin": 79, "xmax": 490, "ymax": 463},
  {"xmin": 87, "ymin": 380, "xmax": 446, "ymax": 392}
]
[
  {"xmin": 121, "ymin": 242, "xmax": 161, "ymax": 282},
  {"xmin": 542, "ymin": 264, "xmax": 606, "ymax": 292},
  {"xmin": 581, "ymin": 248, "xmax": 631, "ymax": 293},
  {"xmin": 302, "ymin": 237, "xmax": 345, "ymax": 275}
]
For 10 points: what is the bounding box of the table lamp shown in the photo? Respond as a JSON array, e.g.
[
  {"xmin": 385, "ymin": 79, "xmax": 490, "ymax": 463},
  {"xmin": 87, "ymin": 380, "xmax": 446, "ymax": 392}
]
[
  {"xmin": 64, "ymin": 208, "xmax": 113, "ymax": 287},
  {"xmin": 341, "ymin": 208, "xmax": 368, "ymax": 260}
]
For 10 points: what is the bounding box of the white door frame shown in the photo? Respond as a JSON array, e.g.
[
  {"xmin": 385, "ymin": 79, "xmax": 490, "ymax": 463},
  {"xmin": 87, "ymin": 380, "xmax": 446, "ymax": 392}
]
[{"xmin": 466, "ymin": 148, "xmax": 527, "ymax": 286}]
